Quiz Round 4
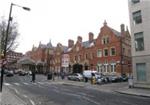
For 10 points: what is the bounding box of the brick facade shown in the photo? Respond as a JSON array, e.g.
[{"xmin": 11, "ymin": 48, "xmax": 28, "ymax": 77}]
[
  {"xmin": 66, "ymin": 21, "xmax": 131, "ymax": 76},
  {"xmin": 25, "ymin": 21, "xmax": 131, "ymax": 76}
]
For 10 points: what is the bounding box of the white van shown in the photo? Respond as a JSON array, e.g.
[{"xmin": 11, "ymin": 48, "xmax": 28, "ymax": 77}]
[{"xmin": 83, "ymin": 70, "xmax": 100, "ymax": 79}]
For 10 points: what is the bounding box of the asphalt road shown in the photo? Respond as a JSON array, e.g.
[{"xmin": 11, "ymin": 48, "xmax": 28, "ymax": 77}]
[{"xmin": 3, "ymin": 74, "xmax": 150, "ymax": 105}]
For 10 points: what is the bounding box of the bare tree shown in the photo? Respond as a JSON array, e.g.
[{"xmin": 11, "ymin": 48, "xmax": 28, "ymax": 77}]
[{"xmin": 0, "ymin": 17, "xmax": 19, "ymax": 54}]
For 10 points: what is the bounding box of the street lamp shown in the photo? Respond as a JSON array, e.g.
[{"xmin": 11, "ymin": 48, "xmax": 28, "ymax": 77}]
[{"xmin": 0, "ymin": 3, "xmax": 30, "ymax": 92}]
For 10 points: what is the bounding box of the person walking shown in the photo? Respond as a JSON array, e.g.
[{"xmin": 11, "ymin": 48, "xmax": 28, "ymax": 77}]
[
  {"xmin": 31, "ymin": 70, "xmax": 36, "ymax": 82},
  {"xmin": 52, "ymin": 71, "xmax": 55, "ymax": 81},
  {"xmin": 61, "ymin": 71, "xmax": 65, "ymax": 80}
]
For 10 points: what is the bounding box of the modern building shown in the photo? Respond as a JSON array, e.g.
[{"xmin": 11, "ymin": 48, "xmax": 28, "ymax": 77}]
[{"xmin": 128, "ymin": 0, "xmax": 150, "ymax": 88}]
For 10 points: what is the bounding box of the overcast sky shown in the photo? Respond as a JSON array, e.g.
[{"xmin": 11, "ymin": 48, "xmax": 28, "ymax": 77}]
[{"xmin": 0, "ymin": 0, "xmax": 129, "ymax": 54}]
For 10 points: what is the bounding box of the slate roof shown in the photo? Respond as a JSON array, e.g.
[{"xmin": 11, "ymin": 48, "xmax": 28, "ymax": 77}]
[
  {"xmin": 18, "ymin": 57, "xmax": 35, "ymax": 65},
  {"xmin": 111, "ymin": 28, "xmax": 121, "ymax": 36},
  {"xmin": 82, "ymin": 40, "xmax": 95, "ymax": 48},
  {"xmin": 47, "ymin": 41, "xmax": 53, "ymax": 48},
  {"xmin": 63, "ymin": 46, "xmax": 68, "ymax": 53}
]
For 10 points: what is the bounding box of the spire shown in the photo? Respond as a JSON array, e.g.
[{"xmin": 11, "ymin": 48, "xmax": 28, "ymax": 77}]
[
  {"xmin": 49, "ymin": 39, "xmax": 51, "ymax": 43},
  {"xmin": 32, "ymin": 44, "xmax": 34, "ymax": 48},
  {"xmin": 38, "ymin": 41, "xmax": 42, "ymax": 48},
  {"xmin": 32, "ymin": 44, "xmax": 35, "ymax": 51},
  {"xmin": 103, "ymin": 20, "xmax": 107, "ymax": 26},
  {"xmin": 47, "ymin": 39, "xmax": 53, "ymax": 48}
]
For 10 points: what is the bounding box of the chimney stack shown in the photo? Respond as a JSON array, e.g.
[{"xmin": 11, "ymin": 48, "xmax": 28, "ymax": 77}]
[
  {"xmin": 77, "ymin": 36, "xmax": 82, "ymax": 43},
  {"xmin": 120, "ymin": 24, "xmax": 125, "ymax": 33},
  {"xmin": 88, "ymin": 32, "xmax": 94, "ymax": 42},
  {"xmin": 68, "ymin": 39, "xmax": 74, "ymax": 48}
]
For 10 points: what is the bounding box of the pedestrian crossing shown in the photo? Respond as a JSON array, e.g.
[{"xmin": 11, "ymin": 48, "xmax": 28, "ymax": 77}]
[{"xmin": 3, "ymin": 81, "xmax": 50, "ymax": 87}]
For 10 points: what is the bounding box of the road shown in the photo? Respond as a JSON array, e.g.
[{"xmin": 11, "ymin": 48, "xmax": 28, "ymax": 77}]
[{"xmin": 3, "ymin": 74, "xmax": 150, "ymax": 105}]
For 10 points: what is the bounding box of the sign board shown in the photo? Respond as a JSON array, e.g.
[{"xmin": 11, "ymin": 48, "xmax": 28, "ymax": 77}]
[{"xmin": 62, "ymin": 54, "xmax": 70, "ymax": 67}]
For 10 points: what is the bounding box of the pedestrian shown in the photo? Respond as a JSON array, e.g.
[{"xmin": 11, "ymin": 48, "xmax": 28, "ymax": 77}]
[
  {"xmin": 31, "ymin": 70, "xmax": 36, "ymax": 82},
  {"xmin": 61, "ymin": 71, "xmax": 65, "ymax": 80},
  {"xmin": 52, "ymin": 71, "xmax": 55, "ymax": 81}
]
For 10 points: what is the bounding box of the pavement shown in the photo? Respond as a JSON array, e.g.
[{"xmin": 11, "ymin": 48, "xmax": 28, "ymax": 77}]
[
  {"xmin": 0, "ymin": 86, "xmax": 26, "ymax": 105},
  {"xmin": 0, "ymin": 76, "xmax": 150, "ymax": 105}
]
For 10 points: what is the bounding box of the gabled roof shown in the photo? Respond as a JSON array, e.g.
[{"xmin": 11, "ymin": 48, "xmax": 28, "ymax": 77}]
[
  {"xmin": 39, "ymin": 44, "xmax": 47, "ymax": 49},
  {"xmin": 66, "ymin": 48, "xmax": 72, "ymax": 52},
  {"xmin": 36, "ymin": 60, "xmax": 45, "ymax": 65},
  {"xmin": 18, "ymin": 57, "xmax": 35, "ymax": 65},
  {"xmin": 102, "ymin": 20, "xmax": 121, "ymax": 37},
  {"xmin": 111, "ymin": 28, "xmax": 121, "ymax": 36}
]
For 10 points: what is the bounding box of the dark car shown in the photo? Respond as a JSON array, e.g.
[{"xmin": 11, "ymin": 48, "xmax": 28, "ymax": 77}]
[
  {"xmin": 18, "ymin": 71, "xmax": 26, "ymax": 76},
  {"xmin": 107, "ymin": 75, "xmax": 122, "ymax": 82},
  {"xmin": 120, "ymin": 74, "xmax": 128, "ymax": 82},
  {"xmin": 6, "ymin": 71, "xmax": 14, "ymax": 77}
]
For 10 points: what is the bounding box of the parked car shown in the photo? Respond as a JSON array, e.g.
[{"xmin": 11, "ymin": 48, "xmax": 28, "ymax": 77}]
[
  {"xmin": 6, "ymin": 70, "xmax": 14, "ymax": 77},
  {"xmin": 28, "ymin": 71, "xmax": 32, "ymax": 75},
  {"xmin": 4, "ymin": 69, "xmax": 8, "ymax": 74},
  {"xmin": 96, "ymin": 75, "xmax": 109, "ymax": 84},
  {"xmin": 107, "ymin": 75, "xmax": 122, "ymax": 82},
  {"xmin": 83, "ymin": 70, "xmax": 98, "ymax": 79},
  {"xmin": 18, "ymin": 71, "xmax": 26, "ymax": 76},
  {"xmin": 67, "ymin": 73, "xmax": 83, "ymax": 81},
  {"xmin": 120, "ymin": 74, "xmax": 128, "ymax": 82}
]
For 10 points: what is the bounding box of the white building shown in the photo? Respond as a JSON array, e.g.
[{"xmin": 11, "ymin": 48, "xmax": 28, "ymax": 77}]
[{"xmin": 128, "ymin": 0, "xmax": 150, "ymax": 88}]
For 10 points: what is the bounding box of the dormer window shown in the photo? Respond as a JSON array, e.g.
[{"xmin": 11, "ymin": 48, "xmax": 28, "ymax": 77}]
[{"xmin": 102, "ymin": 36, "xmax": 109, "ymax": 44}]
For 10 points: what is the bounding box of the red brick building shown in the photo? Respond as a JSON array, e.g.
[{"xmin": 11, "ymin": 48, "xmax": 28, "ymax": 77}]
[
  {"xmin": 6, "ymin": 50, "xmax": 23, "ymax": 70},
  {"xmin": 25, "ymin": 41, "xmax": 54, "ymax": 73},
  {"xmin": 94, "ymin": 21, "xmax": 131, "ymax": 76},
  {"xmin": 53, "ymin": 43, "xmax": 68, "ymax": 73},
  {"xmin": 66, "ymin": 21, "xmax": 131, "ymax": 76},
  {"xmin": 24, "ymin": 21, "xmax": 131, "ymax": 76}
]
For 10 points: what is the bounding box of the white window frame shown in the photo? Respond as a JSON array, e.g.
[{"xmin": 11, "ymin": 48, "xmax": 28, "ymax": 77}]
[
  {"xmin": 110, "ymin": 47, "xmax": 116, "ymax": 56},
  {"xmin": 97, "ymin": 49, "xmax": 102, "ymax": 57},
  {"xmin": 133, "ymin": 10, "xmax": 142, "ymax": 25},
  {"xmin": 134, "ymin": 32, "xmax": 144, "ymax": 51},
  {"xmin": 103, "ymin": 48, "xmax": 108, "ymax": 57}
]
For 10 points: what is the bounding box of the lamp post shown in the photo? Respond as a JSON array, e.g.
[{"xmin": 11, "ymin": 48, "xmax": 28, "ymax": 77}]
[{"xmin": 0, "ymin": 3, "xmax": 30, "ymax": 92}]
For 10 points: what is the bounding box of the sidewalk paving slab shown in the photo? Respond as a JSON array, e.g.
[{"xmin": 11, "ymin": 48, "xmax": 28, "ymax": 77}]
[
  {"xmin": 0, "ymin": 86, "xmax": 26, "ymax": 105},
  {"xmin": 116, "ymin": 88, "xmax": 150, "ymax": 98}
]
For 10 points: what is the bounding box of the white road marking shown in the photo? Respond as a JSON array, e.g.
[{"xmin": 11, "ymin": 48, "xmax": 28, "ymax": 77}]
[
  {"xmin": 23, "ymin": 94, "xmax": 28, "ymax": 98},
  {"xmin": 32, "ymin": 82, "xmax": 37, "ymax": 85},
  {"xmin": 4, "ymin": 83, "xmax": 11, "ymax": 86},
  {"xmin": 14, "ymin": 83, "xmax": 20, "ymax": 86},
  {"xmin": 23, "ymin": 82, "xmax": 30, "ymax": 85},
  {"xmin": 30, "ymin": 99, "xmax": 36, "ymax": 105},
  {"xmin": 14, "ymin": 88, "xmax": 19, "ymax": 94},
  {"xmin": 37, "ymin": 82, "xmax": 44, "ymax": 85}
]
